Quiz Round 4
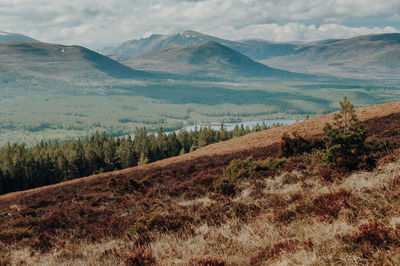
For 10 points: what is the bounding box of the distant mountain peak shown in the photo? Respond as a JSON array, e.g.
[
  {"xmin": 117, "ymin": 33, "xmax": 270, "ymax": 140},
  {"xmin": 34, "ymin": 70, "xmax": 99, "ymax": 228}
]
[
  {"xmin": 179, "ymin": 30, "xmax": 202, "ymax": 35},
  {"xmin": 98, "ymin": 30, "xmax": 300, "ymax": 60},
  {"xmin": 118, "ymin": 40, "xmax": 304, "ymax": 80}
]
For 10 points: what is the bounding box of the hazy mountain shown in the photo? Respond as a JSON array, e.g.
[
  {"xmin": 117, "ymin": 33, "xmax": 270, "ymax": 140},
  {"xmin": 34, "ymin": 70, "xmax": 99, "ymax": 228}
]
[
  {"xmin": 0, "ymin": 42, "xmax": 149, "ymax": 81},
  {"xmin": 99, "ymin": 30, "xmax": 300, "ymax": 60},
  {"xmin": 117, "ymin": 41, "xmax": 305, "ymax": 79},
  {"xmin": 0, "ymin": 31, "xmax": 39, "ymax": 43},
  {"xmin": 263, "ymin": 33, "xmax": 400, "ymax": 80},
  {"xmin": 99, "ymin": 30, "xmax": 237, "ymax": 57}
]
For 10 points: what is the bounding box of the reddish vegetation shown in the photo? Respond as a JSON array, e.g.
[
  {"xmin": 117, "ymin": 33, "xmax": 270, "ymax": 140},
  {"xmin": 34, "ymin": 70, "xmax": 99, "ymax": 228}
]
[
  {"xmin": 251, "ymin": 239, "xmax": 314, "ymax": 263},
  {"xmin": 1, "ymin": 102, "xmax": 400, "ymax": 264},
  {"xmin": 192, "ymin": 256, "xmax": 226, "ymax": 266},
  {"xmin": 312, "ymin": 190, "xmax": 352, "ymax": 219},
  {"xmin": 125, "ymin": 247, "xmax": 156, "ymax": 265}
]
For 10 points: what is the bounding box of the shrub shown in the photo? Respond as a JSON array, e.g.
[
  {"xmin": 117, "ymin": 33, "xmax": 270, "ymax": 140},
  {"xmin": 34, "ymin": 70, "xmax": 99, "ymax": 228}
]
[
  {"xmin": 255, "ymin": 157, "xmax": 287, "ymax": 174},
  {"xmin": 0, "ymin": 227, "xmax": 34, "ymax": 243},
  {"xmin": 280, "ymin": 133, "xmax": 323, "ymax": 157},
  {"xmin": 215, "ymin": 157, "xmax": 286, "ymax": 195},
  {"xmin": 322, "ymin": 123, "xmax": 370, "ymax": 170},
  {"xmin": 312, "ymin": 190, "xmax": 351, "ymax": 218},
  {"xmin": 125, "ymin": 247, "xmax": 155, "ymax": 266},
  {"xmin": 279, "ymin": 96, "xmax": 391, "ymax": 173},
  {"xmin": 342, "ymin": 221, "xmax": 400, "ymax": 260},
  {"xmin": 223, "ymin": 157, "xmax": 255, "ymax": 181},
  {"xmin": 357, "ymin": 222, "xmax": 393, "ymax": 248}
]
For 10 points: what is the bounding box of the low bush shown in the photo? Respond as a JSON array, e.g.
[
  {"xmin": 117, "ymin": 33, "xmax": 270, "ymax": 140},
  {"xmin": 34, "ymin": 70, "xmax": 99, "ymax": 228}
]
[
  {"xmin": 312, "ymin": 190, "xmax": 352, "ymax": 219},
  {"xmin": 280, "ymin": 132, "xmax": 323, "ymax": 157},
  {"xmin": 351, "ymin": 222, "xmax": 400, "ymax": 249},
  {"xmin": 125, "ymin": 247, "xmax": 155, "ymax": 265},
  {"xmin": 0, "ymin": 227, "xmax": 34, "ymax": 243},
  {"xmin": 215, "ymin": 157, "xmax": 286, "ymax": 195}
]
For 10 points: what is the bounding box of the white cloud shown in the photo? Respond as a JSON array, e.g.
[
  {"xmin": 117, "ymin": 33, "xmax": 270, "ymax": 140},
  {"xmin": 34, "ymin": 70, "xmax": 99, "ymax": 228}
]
[{"xmin": 0, "ymin": 0, "xmax": 399, "ymax": 47}]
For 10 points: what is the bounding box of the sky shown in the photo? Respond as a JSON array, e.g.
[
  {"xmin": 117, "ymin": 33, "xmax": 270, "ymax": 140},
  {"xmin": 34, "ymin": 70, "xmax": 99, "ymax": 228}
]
[{"xmin": 1, "ymin": 0, "xmax": 400, "ymax": 48}]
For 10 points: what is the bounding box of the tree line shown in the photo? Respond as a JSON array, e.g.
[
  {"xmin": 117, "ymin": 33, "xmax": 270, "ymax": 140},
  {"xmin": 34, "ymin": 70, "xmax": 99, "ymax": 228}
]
[{"xmin": 0, "ymin": 122, "xmax": 278, "ymax": 195}]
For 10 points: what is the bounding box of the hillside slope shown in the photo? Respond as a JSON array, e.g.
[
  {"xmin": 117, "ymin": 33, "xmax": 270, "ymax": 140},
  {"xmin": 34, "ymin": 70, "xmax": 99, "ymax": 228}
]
[
  {"xmin": 263, "ymin": 33, "xmax": 400, "ymax": 80},
  {"xmin": 115, "ymin": 41, "xmax": 305, "ymax": 79},
  {"xmin": 0, "ymin": 42, "xmax": 149, "ymax": 81},
  {"xmin": 0, "ymin": 31, "xmax": 39, "ymax": 43},
  {"xmin": 1, "ymin": 101, "xmax": 400, "ymax": 203},
  {"xmin": 1, "ymin": 102, "xmax": 400, "ymax": 264}
]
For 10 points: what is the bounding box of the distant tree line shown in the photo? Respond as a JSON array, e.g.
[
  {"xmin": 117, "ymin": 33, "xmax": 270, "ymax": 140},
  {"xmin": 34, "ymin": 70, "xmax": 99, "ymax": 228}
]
[{"xmin": 0, "ymin": 122, "xmax": 278, "ymax": 195}]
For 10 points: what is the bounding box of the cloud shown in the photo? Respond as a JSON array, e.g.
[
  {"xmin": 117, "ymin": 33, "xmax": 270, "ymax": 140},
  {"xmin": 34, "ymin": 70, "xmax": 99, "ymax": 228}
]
[
  {"xmin": 0, "ymin": 0, "xmax": 399, "ymax": 47},
  {"xmin": 212, "ymin": 23, "xmax": 399, "ymax": 42}
]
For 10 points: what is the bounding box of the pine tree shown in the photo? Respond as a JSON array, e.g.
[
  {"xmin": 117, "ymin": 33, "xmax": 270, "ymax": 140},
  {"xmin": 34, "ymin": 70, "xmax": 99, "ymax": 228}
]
[
  {"xmin": 333, "ymin": 95, "xmax": 358, "ymax": 133},
  {"xmin": 138, "ymin": 152, "xmax": 149, "ymax": 166},
  {"xmin": 322, "ymin": 95, "xmax": 368, "ymax": 170}
]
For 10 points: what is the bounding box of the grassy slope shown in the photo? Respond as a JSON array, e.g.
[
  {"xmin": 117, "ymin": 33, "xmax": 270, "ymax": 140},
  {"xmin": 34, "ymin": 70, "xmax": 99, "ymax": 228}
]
[{"xmin": 1, "ymin": 102, "xmax": 400, "ymax": 264}]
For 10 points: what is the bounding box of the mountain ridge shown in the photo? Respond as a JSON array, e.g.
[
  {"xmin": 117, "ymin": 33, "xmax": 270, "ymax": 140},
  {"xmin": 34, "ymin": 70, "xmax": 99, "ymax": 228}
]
[
  {"xmin": 100, "ymin": 30, "xmax": 400, "ymax": 80},
  {"xmin": 114, "ymin": 41, "xmax": 307, "ymax": 79},
  {"xmin": 99, "ymin": 30, "xmax": 299, "ymax": 60}
]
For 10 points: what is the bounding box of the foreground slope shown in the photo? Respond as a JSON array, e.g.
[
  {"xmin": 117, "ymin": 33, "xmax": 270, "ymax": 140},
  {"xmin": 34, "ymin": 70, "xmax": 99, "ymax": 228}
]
[
  {"xmin": 116, "ymin": 41, "xmax": 305, "ymax": 79},
  {"xmin": 264, "ymin": 33, "xmax": 400, "ymax": 80},
  {"xmin": 1, "ymin": 102, "xmax": 400, "ymax": 264}
]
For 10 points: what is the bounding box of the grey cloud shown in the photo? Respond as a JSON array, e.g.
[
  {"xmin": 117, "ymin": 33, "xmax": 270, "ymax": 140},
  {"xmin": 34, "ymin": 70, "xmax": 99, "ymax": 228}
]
[{"xmin": 0, "ymin": 0, "xmax": 399, "ymax": 48}]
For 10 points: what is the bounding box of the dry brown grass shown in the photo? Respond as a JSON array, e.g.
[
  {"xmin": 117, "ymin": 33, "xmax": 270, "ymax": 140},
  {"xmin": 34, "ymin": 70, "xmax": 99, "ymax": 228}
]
[
  {"xmin": 3, "ymin": 156, "xmax": 399, "ymax": 265},
  {"xmin": 2, "ymin": 102, "xmax": 400, "ymax": 265}
]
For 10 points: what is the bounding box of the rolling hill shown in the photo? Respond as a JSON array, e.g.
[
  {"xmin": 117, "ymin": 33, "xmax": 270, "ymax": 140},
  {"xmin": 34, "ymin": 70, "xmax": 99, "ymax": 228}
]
[
  {"xmin": 1, "ymin": 102, "xmax": 400, "ymax": 264},
  {"xmin": 0, "ymin": 42, "xmax": 149, "ymax": 82},
  {"xmin": 263, "ymin": 33, "xmax": 400, "ymax": 80},
  {"xmin": 115, "ymin": 41, "xmax": 306, "ymax": 79},
  {"xmin": 0, "ymin": 31, "xmax": 39, "ymax": 43}
]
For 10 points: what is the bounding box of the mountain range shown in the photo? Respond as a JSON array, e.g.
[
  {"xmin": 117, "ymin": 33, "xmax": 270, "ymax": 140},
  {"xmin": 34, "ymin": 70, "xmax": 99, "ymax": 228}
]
[
  {"xmin": 0, "ymin": 31, "xmax": 309, "ymax": 82},
  {"xmin": 99, "ymin": 30, "xmax": 300, "ymax": 60},
  {"xmin": 115, "ymin": 41, "xmax": 305, "ymax": 79},
  {"xmin": 101, "ymin": 30, "xmax": 400, "ymax": 80},
  {"xmin": 2, "ymin": 29, "xmax": 400, "ymax": 81}
]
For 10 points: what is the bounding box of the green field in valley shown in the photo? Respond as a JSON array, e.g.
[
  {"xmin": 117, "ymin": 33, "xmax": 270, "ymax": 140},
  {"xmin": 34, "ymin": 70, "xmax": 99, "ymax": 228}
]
[{"xmin": 0, "ymin": 78, "xmax": 399, "ymax": 146}]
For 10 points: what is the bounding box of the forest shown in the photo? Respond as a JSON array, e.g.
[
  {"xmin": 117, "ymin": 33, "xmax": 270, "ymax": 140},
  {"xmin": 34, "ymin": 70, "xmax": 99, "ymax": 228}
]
[{"xmin": 0, "ymin": 122, "xmax": 275, "ymax": 195}]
